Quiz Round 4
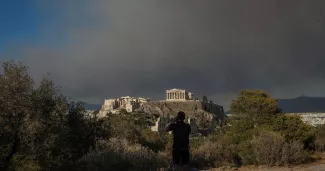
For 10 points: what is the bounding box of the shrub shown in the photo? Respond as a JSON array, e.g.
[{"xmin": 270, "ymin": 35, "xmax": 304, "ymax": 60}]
[
  {"xmin": 79, "ymin": 138, "xmax": 169, "ymax": 171},
  {"xmin": 9, "ymin": 155, "xmax": 41, "ymax": 171},
  {"xmin": 138, "ymin": 130, "xmax": 168, "ymax": 152},
  {"xmin": 237, "ymin": 141, "xmax": 254, "ymax": 165},
  {"xmin": 271, "ymin": 115, "xmax": 315, "ymax": 149},
  {"xmin": 191, "ymin": 139, "xmax": 238, "ymax": 168},
  {"xmin": 250, "ymin": 131, "xmax": 310, "ymax": 166},
  {"xmin": 315, "ymin": 125, "xmax": 325, "ymax": 152}
]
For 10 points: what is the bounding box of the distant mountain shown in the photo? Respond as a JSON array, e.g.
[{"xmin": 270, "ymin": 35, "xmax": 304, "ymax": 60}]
[{"xmin": 278, "ymin": 96, "xmax": 325, "ymax": 113}]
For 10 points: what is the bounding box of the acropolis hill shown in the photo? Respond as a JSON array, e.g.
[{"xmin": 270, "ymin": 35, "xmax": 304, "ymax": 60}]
[{"xmin": 99, "ymin": 88, "xmax": 226, "ymax": 125}]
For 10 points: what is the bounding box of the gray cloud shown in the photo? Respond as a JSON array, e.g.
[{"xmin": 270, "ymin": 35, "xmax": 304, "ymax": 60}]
[{"xmin": 13, "ymin": 0, "xmax": 325, "ymax": 109}]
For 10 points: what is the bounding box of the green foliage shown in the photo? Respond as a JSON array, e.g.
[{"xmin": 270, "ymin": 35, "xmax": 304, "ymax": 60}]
[
  {"xmin": 230, "ymin": 90, "xmax": 280, "ymax": 115},
  {"xmin": 138, "ymin": 130, "xmax": 168, "ymax": 152},
  {"xmin": 315, "ymin": 125, "xmax": 325, "ymax": 151},
  {"xmin": 271, "ymin": 115, "xmax": 315, "ymax": 149},
  {"xmin": 0, "ymin": 61, "xmax": 103, "ymax": 170},
  {"xmin": 105, "ymin": 114, "xmax": 144, "ymax": 143},
  {"xmin": 119, "ymin": 108, "xmax": 128, "ymax": 114},
  {"xmin": 9, "ymin": 154, "xmax": 41, "ymax": 171},
  {"xmin": 215, "ymin": 90, "xmax": 317, "ymax": 167}
]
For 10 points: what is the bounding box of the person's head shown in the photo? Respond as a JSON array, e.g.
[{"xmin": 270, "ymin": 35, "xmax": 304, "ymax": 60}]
[{"xmin": 177, "ymin": 111, "xmax": 186, "ymax": 121}]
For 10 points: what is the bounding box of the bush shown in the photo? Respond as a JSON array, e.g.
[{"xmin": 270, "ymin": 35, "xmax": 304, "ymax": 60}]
[
  {"xmin": 9, "ymin": 154, "xmax": 41, "ymax": 171},
  {"xmin": 138, "ymin": 130, "xmax": 168, "ymax": 152},
  {"xmin": 79, "ymin": 138, "xmax": 169, "ymax": 171},
  {"xmin": 191, "ymin": 139, "xmax": 238, "ymax": 168},
  {"xmin": 271, "ymin": 115, "xmax": 315, "ymax": 150},
  {"xmin": 237, "ymin": 141, "xmax": 254, "ymax": 165},
  {"xmin": 250, "ymin": 131, "xmax": 310, "ymax": 166},
  {"xmin": 315, "ymin": 125, "xmax": 325, "ymax": 152}
]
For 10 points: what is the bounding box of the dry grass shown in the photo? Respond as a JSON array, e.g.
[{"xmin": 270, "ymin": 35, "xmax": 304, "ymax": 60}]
[
  {"xmin": 190, "ymin": 140, "xmax": 239, "ymax": 168},
  {"xmin": 79, "ymin": 138, "xmax": 169, "ymax": 171},
  {"xmin": 250, "ymin": 131, "xmax": 310, "ymax": 166},
  {"xmin": 78, "ymin": 132, "xmax": 313, "ymax": 170}
]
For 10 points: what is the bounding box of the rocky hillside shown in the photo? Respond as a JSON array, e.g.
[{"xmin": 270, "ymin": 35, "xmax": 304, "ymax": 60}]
[{"xmin": 136, "ymin": 101, "xmax": 225, "ymax": 126}]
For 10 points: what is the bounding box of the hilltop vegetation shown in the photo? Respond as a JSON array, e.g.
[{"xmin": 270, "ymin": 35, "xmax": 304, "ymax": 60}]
[{"xmin": 1, "ymin": 61, "xmax": 325, "ymax": 170}]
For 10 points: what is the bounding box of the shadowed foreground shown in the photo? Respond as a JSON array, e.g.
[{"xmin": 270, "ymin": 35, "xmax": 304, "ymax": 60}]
[{"xmin": 200, "ymin": 158, "xmax": 325, "ymax": 171}]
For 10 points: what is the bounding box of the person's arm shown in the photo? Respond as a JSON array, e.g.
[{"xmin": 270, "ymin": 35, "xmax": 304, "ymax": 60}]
[{"xmin": 165, "ymin": 117, "xmax": 177, "ymax": 132}]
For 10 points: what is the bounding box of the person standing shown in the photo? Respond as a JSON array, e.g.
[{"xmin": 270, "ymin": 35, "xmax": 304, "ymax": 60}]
[{"xmin": 165, "ymin": 111, "xmax": 191, "ymax": 170}]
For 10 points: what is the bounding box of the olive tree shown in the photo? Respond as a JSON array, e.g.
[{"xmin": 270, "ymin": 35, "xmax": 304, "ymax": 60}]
[{"xmin": 0, "ymin": 61, "xmax": 102, "ymax": 170}]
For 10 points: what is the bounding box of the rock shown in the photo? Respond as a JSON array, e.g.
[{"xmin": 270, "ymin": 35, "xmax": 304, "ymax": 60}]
[{"xmin": 136, "ymin": 101, "xmax": 225, "ymax": 124}]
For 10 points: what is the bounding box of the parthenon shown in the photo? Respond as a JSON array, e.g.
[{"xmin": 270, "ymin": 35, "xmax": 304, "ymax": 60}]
[{"xmin": 166, "ymin": 88, "xmax": 193, "ymax": 101}]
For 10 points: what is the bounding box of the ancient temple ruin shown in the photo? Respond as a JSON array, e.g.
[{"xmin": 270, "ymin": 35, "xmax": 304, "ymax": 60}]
[
  {"xmin": 99, "ymin": 96, "xmax": 150, "ymax": 117},
  {"xmin": 166, "ymin": 89, "xmax": 194, "ymax": 101}
]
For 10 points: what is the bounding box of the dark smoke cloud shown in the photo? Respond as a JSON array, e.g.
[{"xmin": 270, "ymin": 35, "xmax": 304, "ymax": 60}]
[{"xmin": 11, "ymin": 0, "xmax": 325, "ymax": 109}]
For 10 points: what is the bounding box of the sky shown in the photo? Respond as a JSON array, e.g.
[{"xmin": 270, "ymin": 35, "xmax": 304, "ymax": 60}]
[{"xmin": 1, "ymin": 0, "xmax": 325, "ymax": 110}]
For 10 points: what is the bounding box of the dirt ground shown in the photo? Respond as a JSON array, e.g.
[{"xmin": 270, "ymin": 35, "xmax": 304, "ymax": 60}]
[{"xmin": 198, "ymin": 158, "xmax": 325, "ymax": 171}]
